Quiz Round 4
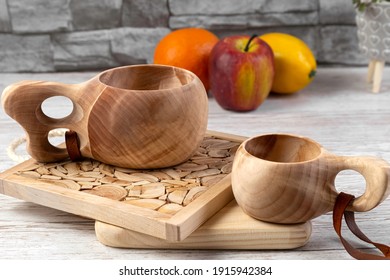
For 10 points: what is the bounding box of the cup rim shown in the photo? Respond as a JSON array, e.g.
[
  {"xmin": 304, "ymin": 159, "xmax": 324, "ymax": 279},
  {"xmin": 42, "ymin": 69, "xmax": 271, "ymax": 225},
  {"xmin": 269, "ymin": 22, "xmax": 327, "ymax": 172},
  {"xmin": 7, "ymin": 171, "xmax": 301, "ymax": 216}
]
[
  {"xmin": 97, "ymin": 64, "xmax": 200, "ymax": 92},
  {"xmin": 241, "ymin": 133, "xmax": 324, "ymax": 164}
]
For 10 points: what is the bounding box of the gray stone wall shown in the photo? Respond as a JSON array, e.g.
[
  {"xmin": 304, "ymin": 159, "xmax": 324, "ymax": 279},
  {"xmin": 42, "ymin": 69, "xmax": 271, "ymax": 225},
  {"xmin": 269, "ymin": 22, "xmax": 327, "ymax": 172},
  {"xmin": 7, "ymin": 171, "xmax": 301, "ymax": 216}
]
[{"xmin": 0, "ymin": 0, "xmax": 365, "ymax": 72}]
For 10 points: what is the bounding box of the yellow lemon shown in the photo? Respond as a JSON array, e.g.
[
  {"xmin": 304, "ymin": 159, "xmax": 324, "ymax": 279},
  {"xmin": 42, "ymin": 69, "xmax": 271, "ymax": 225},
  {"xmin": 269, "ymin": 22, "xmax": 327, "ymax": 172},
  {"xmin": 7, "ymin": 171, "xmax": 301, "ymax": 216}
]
[{"xmin": 259, "ymin": 33, "xmax": 316, "ymax": 94}]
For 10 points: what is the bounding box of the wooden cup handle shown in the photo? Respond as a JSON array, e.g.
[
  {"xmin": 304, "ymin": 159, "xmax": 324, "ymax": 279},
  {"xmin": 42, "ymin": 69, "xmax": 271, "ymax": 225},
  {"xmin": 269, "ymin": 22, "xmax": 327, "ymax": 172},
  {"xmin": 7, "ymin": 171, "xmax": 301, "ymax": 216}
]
[
  {"xmin": 339, "ymin": 156, "xmax": 390, "ymax": 212},
  {"xmin": 1, "ymin": 80, "xmax": 80, "ymax": 163}
]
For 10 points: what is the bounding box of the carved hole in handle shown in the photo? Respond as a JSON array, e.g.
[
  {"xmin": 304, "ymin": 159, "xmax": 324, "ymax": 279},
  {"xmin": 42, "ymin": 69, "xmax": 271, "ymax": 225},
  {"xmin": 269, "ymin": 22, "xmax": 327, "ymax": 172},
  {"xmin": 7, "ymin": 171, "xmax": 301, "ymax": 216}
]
[
  {"xmin": 41, "ymin": 96, "xmax": 74, "ymax": 119},
  {"xmin": 47, "ymin": 128, "xmax": 69, "ymax": 148},
  {"xmin": 335, "ymin": 170, "xmax": 366, "ymax": 197}
]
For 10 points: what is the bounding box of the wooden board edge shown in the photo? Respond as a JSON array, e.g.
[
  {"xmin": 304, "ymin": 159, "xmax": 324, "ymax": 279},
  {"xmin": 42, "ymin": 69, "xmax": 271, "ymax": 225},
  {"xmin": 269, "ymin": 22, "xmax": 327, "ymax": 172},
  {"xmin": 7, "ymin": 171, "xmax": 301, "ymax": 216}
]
[
  {"xmin": 94, "ymin": 200, "xmax": 313, "ymax": 250},
  {"xmin": 0, "ymin": 177, "xmax": 172, "ymax": 239},
  {"xmin": 95, "ymin": 221, "xmax": 313, "ymax": 250},
  {"xmin": 164, "ymin": 174, "xmax": 234, "ymax": 241}
]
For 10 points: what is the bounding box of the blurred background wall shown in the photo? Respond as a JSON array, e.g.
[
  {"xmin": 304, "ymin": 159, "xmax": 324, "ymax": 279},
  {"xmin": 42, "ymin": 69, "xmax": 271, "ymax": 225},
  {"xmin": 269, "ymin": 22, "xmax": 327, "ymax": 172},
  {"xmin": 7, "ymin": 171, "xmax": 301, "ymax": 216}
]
[{"xmin": 0, "ymin": 0, "xmax": 364, "ymax": 72}]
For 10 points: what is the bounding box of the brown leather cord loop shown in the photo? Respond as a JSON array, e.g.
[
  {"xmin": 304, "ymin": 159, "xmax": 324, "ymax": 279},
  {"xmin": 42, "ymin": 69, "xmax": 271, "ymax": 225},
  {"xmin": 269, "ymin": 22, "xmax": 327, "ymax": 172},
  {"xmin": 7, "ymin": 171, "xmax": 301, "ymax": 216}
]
[
  {"xmin": 344, "ymin": 211, "xmax": 390, "ymax": 257},
  {"xmin": 65, "ymin": 130, "xmax": 83, "ymax": 161},
  {"xmin": 333, "ymin": 192, "xmax": 390, "ymax": 260}
]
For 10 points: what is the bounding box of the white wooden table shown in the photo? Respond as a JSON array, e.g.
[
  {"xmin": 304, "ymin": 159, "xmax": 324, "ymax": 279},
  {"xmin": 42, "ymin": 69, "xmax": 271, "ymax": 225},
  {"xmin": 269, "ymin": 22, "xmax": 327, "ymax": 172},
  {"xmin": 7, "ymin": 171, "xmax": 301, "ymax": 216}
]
[{"xmin": 1, "ymin": 67, "xmax": 389, "ymax": 260}]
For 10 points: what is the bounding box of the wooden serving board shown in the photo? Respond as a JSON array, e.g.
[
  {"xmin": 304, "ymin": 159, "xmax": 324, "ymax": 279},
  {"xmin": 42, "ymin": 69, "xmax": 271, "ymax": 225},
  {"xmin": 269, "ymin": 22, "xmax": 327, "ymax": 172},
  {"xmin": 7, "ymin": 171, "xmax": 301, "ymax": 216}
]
[
  {"xmin": 95, "ymin": 200, "xmax": 312, "ymax": 250},
  {"xmin": 0, "ymin": 131, "xmax": 245, "ymax": 242}
]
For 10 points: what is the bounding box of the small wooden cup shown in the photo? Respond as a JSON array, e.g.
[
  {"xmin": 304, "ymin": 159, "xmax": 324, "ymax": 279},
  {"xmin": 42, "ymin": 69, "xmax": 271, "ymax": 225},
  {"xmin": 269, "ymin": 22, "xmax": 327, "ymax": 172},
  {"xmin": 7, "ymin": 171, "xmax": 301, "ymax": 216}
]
[
  {"xmin": 232, "ymin": 134, "xmax": 390, "ymax": 224},
  {"xmin": 1, "ymin": 64, "xmax": 209, "ymax": 168}
]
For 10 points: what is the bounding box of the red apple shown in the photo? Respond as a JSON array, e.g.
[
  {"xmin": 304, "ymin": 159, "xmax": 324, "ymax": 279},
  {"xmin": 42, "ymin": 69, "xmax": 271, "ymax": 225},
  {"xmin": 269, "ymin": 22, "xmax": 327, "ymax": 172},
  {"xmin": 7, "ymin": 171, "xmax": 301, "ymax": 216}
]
[{"xmin": 209, "ymin": 35, "xmax": 274, "ymax": 111}]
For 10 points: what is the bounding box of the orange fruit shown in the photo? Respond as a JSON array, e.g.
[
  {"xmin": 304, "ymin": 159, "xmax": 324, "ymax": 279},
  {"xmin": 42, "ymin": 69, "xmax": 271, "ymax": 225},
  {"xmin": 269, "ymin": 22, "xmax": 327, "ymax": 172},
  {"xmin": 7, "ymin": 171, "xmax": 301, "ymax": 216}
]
[
  {"xmin": 259, "ymin": 33, "xmax": 317, "ymax": 94},
  {"xmin": 153, "ymin": 28, "xmax": 219, "ymax": 91}
]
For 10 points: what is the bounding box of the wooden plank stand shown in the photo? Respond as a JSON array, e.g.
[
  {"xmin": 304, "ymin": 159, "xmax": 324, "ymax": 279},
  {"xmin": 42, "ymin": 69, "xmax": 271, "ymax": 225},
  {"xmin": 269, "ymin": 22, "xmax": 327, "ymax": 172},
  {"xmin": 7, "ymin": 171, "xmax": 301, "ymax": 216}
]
[{"xmin": 95, "ymin": 200, "xmax": 312, "ymax": 250}]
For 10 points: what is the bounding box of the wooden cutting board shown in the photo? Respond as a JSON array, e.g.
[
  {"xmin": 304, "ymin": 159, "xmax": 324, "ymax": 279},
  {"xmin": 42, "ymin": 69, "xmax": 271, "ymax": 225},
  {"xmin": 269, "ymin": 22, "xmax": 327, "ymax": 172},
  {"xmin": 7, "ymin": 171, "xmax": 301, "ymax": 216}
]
[
  {"xmin": 0, "ymin": 131, "xmax": 245, "ymax": 242},
  {"xmin": 95, "ymin": 200, "xmax": 312, "ymax": 249}
]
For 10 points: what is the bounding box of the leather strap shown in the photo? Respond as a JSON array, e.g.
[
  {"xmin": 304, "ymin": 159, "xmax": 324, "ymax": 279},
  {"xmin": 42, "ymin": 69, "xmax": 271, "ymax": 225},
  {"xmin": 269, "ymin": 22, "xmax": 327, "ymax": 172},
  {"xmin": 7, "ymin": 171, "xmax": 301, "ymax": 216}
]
[
  {"xmin": 333, "ymin": 192, "xmax": 390, "ymax": 260},
  {"xmin": 65, "ymin": 130, "xmax": 83, "ymax": 161}
]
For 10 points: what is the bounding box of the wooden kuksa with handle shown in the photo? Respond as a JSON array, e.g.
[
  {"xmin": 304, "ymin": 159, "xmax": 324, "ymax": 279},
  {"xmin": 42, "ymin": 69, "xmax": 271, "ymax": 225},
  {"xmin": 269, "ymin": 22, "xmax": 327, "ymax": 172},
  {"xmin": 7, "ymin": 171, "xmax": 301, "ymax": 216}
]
[
  {"xmin": 1, "ymin": 65, "xmax": 209, "ymax": 169},
  {"xmin": 232, "ymin": 134, "xmax": 390, "ymax": 224}
]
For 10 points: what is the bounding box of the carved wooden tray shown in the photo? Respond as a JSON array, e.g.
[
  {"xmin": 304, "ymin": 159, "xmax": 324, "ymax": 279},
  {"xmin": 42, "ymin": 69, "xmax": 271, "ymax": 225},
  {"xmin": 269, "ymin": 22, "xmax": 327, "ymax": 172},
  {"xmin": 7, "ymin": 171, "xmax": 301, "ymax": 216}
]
[{"xmin": 0, "ymin": 130, "xmax": 246, "ymax": 241}]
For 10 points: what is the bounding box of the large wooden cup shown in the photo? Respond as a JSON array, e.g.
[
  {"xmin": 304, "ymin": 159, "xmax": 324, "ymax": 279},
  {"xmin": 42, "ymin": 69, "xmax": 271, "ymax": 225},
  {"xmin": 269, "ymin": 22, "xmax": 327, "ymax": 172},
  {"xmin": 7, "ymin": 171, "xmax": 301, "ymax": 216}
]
[
  {"xmin": 1, "ymin": 64, "xmax": 208, "ymax": 168},
  {"xmin": 232, "ymin": 134, "xmax": 390, "ymax": 224}
]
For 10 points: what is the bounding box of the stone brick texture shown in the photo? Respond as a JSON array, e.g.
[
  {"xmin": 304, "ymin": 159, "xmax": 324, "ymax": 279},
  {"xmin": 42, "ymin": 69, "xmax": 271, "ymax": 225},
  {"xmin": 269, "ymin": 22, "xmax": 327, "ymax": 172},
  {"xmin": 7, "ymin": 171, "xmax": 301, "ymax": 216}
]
[{"xmin": 0, "ymin": 0, "xmax": 366, "ymax": 72}]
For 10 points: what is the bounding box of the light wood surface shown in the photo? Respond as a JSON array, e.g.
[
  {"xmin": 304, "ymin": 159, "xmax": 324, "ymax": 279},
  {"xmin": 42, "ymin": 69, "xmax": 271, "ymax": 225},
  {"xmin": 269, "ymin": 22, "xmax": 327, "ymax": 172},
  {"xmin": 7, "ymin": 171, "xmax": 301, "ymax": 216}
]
[
  {"xmin": 95, "ymin": 200, "xmax": 312, "ymax": 249},
  {"xmin": 1, "ymin": 67, "xmax": 390, "ymax": 259},
  {"xmin": 1, "ymin": 65, "xmax": 208, "ymax": 168}
]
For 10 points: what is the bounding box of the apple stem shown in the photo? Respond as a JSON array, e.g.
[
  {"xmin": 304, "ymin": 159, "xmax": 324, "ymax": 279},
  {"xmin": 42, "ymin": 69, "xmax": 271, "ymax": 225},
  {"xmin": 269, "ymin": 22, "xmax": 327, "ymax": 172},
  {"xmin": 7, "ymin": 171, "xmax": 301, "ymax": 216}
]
[{"xmin": 244, "ymin": 34, "xmax": 258, "ymax": 52}]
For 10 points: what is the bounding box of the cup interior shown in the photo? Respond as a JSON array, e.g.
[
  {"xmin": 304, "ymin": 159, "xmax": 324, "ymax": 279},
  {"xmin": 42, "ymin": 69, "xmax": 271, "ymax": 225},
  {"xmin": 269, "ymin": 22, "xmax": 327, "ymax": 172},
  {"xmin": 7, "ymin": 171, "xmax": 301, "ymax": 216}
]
[
  {"xmin": 99, "ymin": 65, "xmax": 194, "ymax": 91},
  {"xmin": 244, "ymin": 134, "xmax": 322, "ymax": 163}
]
